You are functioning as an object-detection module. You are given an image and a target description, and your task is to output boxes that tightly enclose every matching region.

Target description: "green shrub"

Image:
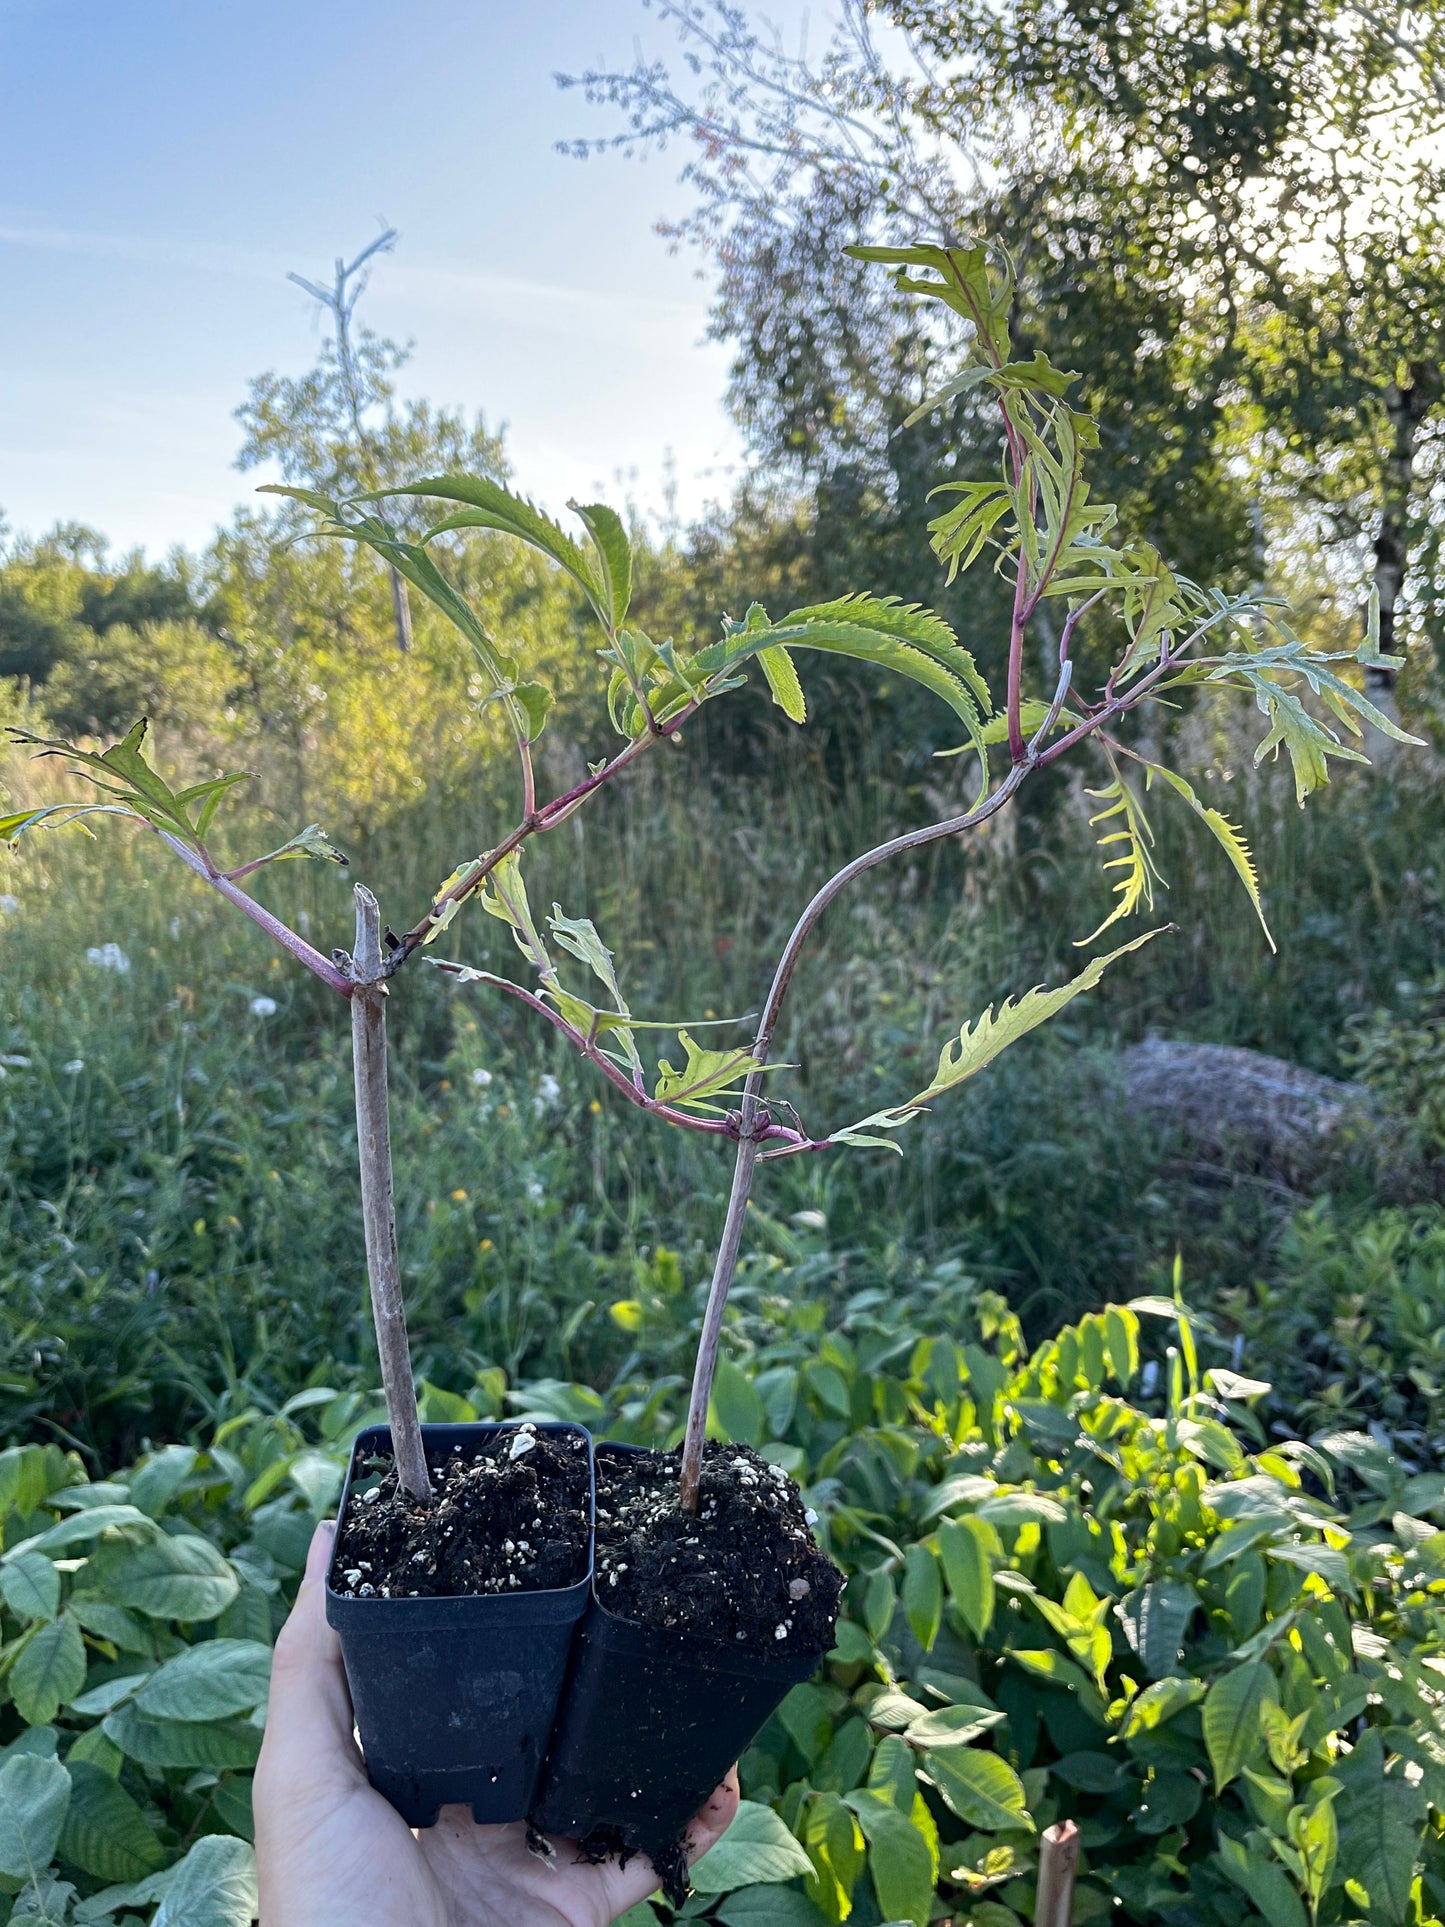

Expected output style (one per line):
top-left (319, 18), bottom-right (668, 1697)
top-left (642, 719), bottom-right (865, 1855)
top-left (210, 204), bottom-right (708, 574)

top-left (4, 1294), bottom-right (1444, 1926)
top-left (1218, 1201), bottom-right (1445, 1454)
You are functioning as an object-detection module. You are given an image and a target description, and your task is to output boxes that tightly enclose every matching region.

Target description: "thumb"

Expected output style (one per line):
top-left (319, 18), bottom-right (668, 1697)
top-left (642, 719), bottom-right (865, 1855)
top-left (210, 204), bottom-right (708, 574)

top-left (256, 1521), bottom-right (364, 1797)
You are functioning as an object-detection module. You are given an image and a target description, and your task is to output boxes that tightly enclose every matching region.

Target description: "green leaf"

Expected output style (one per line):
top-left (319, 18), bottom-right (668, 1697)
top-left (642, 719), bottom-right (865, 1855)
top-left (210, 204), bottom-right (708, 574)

top-left (240, 823), bottom-right (348, 869)
top-left (903, 1704), bottom-right (1006, 1749)
top-left (0, 801), bottom-right (138, 848)
top-left (1216, 1834), bottom-right (1308, 1927)
top-left (103, 1537), bottom-right (239, 1621)
top-left (4, 1505), bottom-right (157, 1563)
top-left (100, 1705), bottom-right (262, 1771)
top-left (688, 1800), bottom-right (813, 1893)
top-left (758, 644), bottom-right (807, 723)
top-left (361, 475), bottom-right (605, 622)
top-left (1075, 778), bottom-right (1160, 946)
top-left (1148, 763), bottom-right (1273, 950)
top-left (127, 1447), bottom-right (198, 1520)
top-left (1120, 1580), bottom-right (1198, 1679)
top-left (134, 1640), bottom-right (271, 1722)
top-left (653, 1031), bottom-right (773, 1116)
top-left (847, 1792), bottom-right (936, 1927)
top-left (0, 1752), bottom-right (71, 1880)
top-left (513, 681), bottom-right (553, 743)
top-left (66, 1599), bottom-right (149, 1653)
top-left (710, 1357), bottom-right (766, 1448)
top-left (937, 1516), bottom-right (994, 1639)
top-left (1333, 1729), bottom-right (1428, 1925)
top-left (698, 595), bottom-right (990, 739)
top-left (922, 1748), bottom-right (1032, 1831)
top-left (1203, 1660), bottom-right (1269, 1791)
top-left (57, 1763), bottom-right (165, 1884)
top-left (569, 500), bottom-right (633, 629)
top-left (1118, 1676), bottom-right (1206, 1741)
top-left (832, 928), bottom-right (1166, 1145)
top-left (0, 1445), bottom-right (52, 1520)
top-left (717, 1888), bottom-right (828, 1927)
top-left (0, 1552), bottom-right (61, 1623)
top-left (152, 1834), bottom-right (257, 1927)
top-left (11, 1614), bottom-right (87, 1725)
top-left (902, 1546), bottom-right (942, 1653)
top-left (1104, 1305), bottom-right (1138, 1386)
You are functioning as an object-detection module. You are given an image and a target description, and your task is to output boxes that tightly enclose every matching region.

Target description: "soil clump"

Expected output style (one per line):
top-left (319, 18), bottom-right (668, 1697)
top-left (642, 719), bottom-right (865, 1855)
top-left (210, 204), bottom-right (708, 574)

top-left (333, 1423), bottom-right (590, 1599)
top-left (594, 1441), bottom-right (841, 1656)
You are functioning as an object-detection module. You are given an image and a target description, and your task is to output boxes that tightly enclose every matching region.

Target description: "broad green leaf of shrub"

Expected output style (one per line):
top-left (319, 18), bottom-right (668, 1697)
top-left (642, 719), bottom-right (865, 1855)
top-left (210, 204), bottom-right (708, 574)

top-left (717, 1886), bottom-right (829, 1926)
top-left (11, 1613), bottom-right (87, 1725)
top-left (0, 1751), bottom-right (71, 1879)
top-left (921, 1749), bottom-right (1032, 1832)
top-left (1217, 1834), bottom-right (1308, 1927)
top-left (134, 1639), bottom-right (272, 1721)
top-left (1120, 1579), bottom-right (1198, 1679)
top-left (846, 1791), bottom-right (937, 1927)
top-left (0, 1551), bottom-right (61, 1622)
top-left (3, 1505), bottom-right (157, 1563)
top-left (936, 1517), bottom-right (994, 1638)
top-left (103, 1535), bottom-right (239, 1620)
top-left (1204, 1660), bottom-right (1270, 1791)
top-left (101, 1705), bottom-right (263, 1772)
top-left (152, 1833), bottom-right (258, 1927)
top-left (902, 1546), bottom-right (942, 1652)
top-left (711, 1356), bottom-right (766, 1447)
top-left (688, 1800), bottom-right (814, 1894)
top-left (57, 1761), bottom-right (166, 1883)
top-left (1334, 1729), bottom-right (1429, 1925)
top-left (904, 1705), bottom-right (1006, 1749)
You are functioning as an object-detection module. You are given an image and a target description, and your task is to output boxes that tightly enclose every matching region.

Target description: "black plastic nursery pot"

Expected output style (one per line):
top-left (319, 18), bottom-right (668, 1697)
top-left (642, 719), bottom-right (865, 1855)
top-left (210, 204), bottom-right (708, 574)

top-left (325, 1421), bottom-right (594, 1828)
top-left (531, 1444), bottom-right (821, 1864)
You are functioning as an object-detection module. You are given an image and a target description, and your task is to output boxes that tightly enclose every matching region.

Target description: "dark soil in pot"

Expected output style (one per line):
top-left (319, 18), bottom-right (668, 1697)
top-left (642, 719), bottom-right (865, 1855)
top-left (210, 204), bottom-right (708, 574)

top-left (326, 1420), bottom-right (593, 1829)
top-left (333, 1420), bottom-right (589, 1598)
top-left (532, 1441), bottom-right (841, 1902)
top-left (596, 1441), bottom-right (841, 1653)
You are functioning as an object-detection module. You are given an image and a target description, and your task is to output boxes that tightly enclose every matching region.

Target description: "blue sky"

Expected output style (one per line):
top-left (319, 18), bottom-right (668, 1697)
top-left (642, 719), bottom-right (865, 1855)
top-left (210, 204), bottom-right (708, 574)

top-left (0, 1), bottom-right (799, 558)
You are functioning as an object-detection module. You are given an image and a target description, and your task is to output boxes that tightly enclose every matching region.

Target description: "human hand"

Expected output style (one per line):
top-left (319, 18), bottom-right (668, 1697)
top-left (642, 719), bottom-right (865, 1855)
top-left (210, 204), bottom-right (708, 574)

top-left (254, 1521), bottom-right (739, 1927)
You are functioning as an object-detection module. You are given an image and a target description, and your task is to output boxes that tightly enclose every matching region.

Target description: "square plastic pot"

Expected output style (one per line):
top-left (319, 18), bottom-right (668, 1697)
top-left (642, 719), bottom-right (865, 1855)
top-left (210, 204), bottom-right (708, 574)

top-left (530, 1444), bottom-right (819, 1860)
top-left (325, 1420), bottom-right (594, 1828)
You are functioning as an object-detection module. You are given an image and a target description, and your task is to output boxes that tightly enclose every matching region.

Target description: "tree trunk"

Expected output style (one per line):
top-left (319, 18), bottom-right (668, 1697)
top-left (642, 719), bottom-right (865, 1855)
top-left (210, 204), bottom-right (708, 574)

top-left (350, 885), bottom-right (431, 1501)
top-left (389, 566), bottom-right (413, 654)
top-left (1367, 362), bottom-right (1440, 737)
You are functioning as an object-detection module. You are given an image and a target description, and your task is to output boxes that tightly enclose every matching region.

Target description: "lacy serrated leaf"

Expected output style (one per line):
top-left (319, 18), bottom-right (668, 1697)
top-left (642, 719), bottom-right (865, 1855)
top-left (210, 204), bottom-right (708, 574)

top-left (244, 823), bottom-right (349, 870)
top-left (479, 851), bottom-right (552, 977)
top-left (569, 500), bottom-right (632, 629)
top-left (0, 801), bottom-right (137, 848)
top-left (1147, 765), bottom-right (1273, 950)
top-left (653, 1032), bottom-right (772, 1115)
top-left (832, 928), bottom-right (1166, 1147)
top-left (927, 481), bottom-right (1014, 582)
top-left (1076, 777), bottom-right (1160, 945)
top-left (359, 475), bottom-right (606, 624)
top-left (758, 645), bottom-right (806, 723)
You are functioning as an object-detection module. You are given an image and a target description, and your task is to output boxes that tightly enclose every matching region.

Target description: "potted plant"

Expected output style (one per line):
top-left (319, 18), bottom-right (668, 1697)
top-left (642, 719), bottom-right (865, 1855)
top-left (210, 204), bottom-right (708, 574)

top-left (3, 238), bottom-right (1416, 1887)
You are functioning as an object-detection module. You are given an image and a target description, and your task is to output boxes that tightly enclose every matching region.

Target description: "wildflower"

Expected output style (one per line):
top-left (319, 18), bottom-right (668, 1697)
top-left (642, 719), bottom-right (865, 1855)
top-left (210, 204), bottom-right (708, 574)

top-left (470, 1068), bottom-right (493, 1088)
top-left (534, 1073), bottom-right (561, 1110)
top-left (478, 1238), bottom-right (493, 1253)
top-left (589, 1099), bottom-right (602, 1115)
top-left (250, 996), bottom-right (278, 1018)
top-left (0, 1055), bottom-right (30, 1069)
top-left (85, 943), bottom-right (130, 974)
top-left (450, 1189), bottom-right (468, 1203)
top-left (62, 1059), bottom-right (85, 1075)
top-left (0, 895), bottom-right (18, 914)
top-left (526, 1179), bottom-right (544, 1201)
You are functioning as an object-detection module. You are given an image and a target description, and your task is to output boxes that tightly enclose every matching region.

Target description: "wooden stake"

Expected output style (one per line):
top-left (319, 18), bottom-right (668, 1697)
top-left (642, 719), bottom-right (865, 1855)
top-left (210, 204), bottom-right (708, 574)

top-left (1035, 1820), bottom-right (1079, 1927)
top-left (350, 884), bottom-right (431, 1502)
